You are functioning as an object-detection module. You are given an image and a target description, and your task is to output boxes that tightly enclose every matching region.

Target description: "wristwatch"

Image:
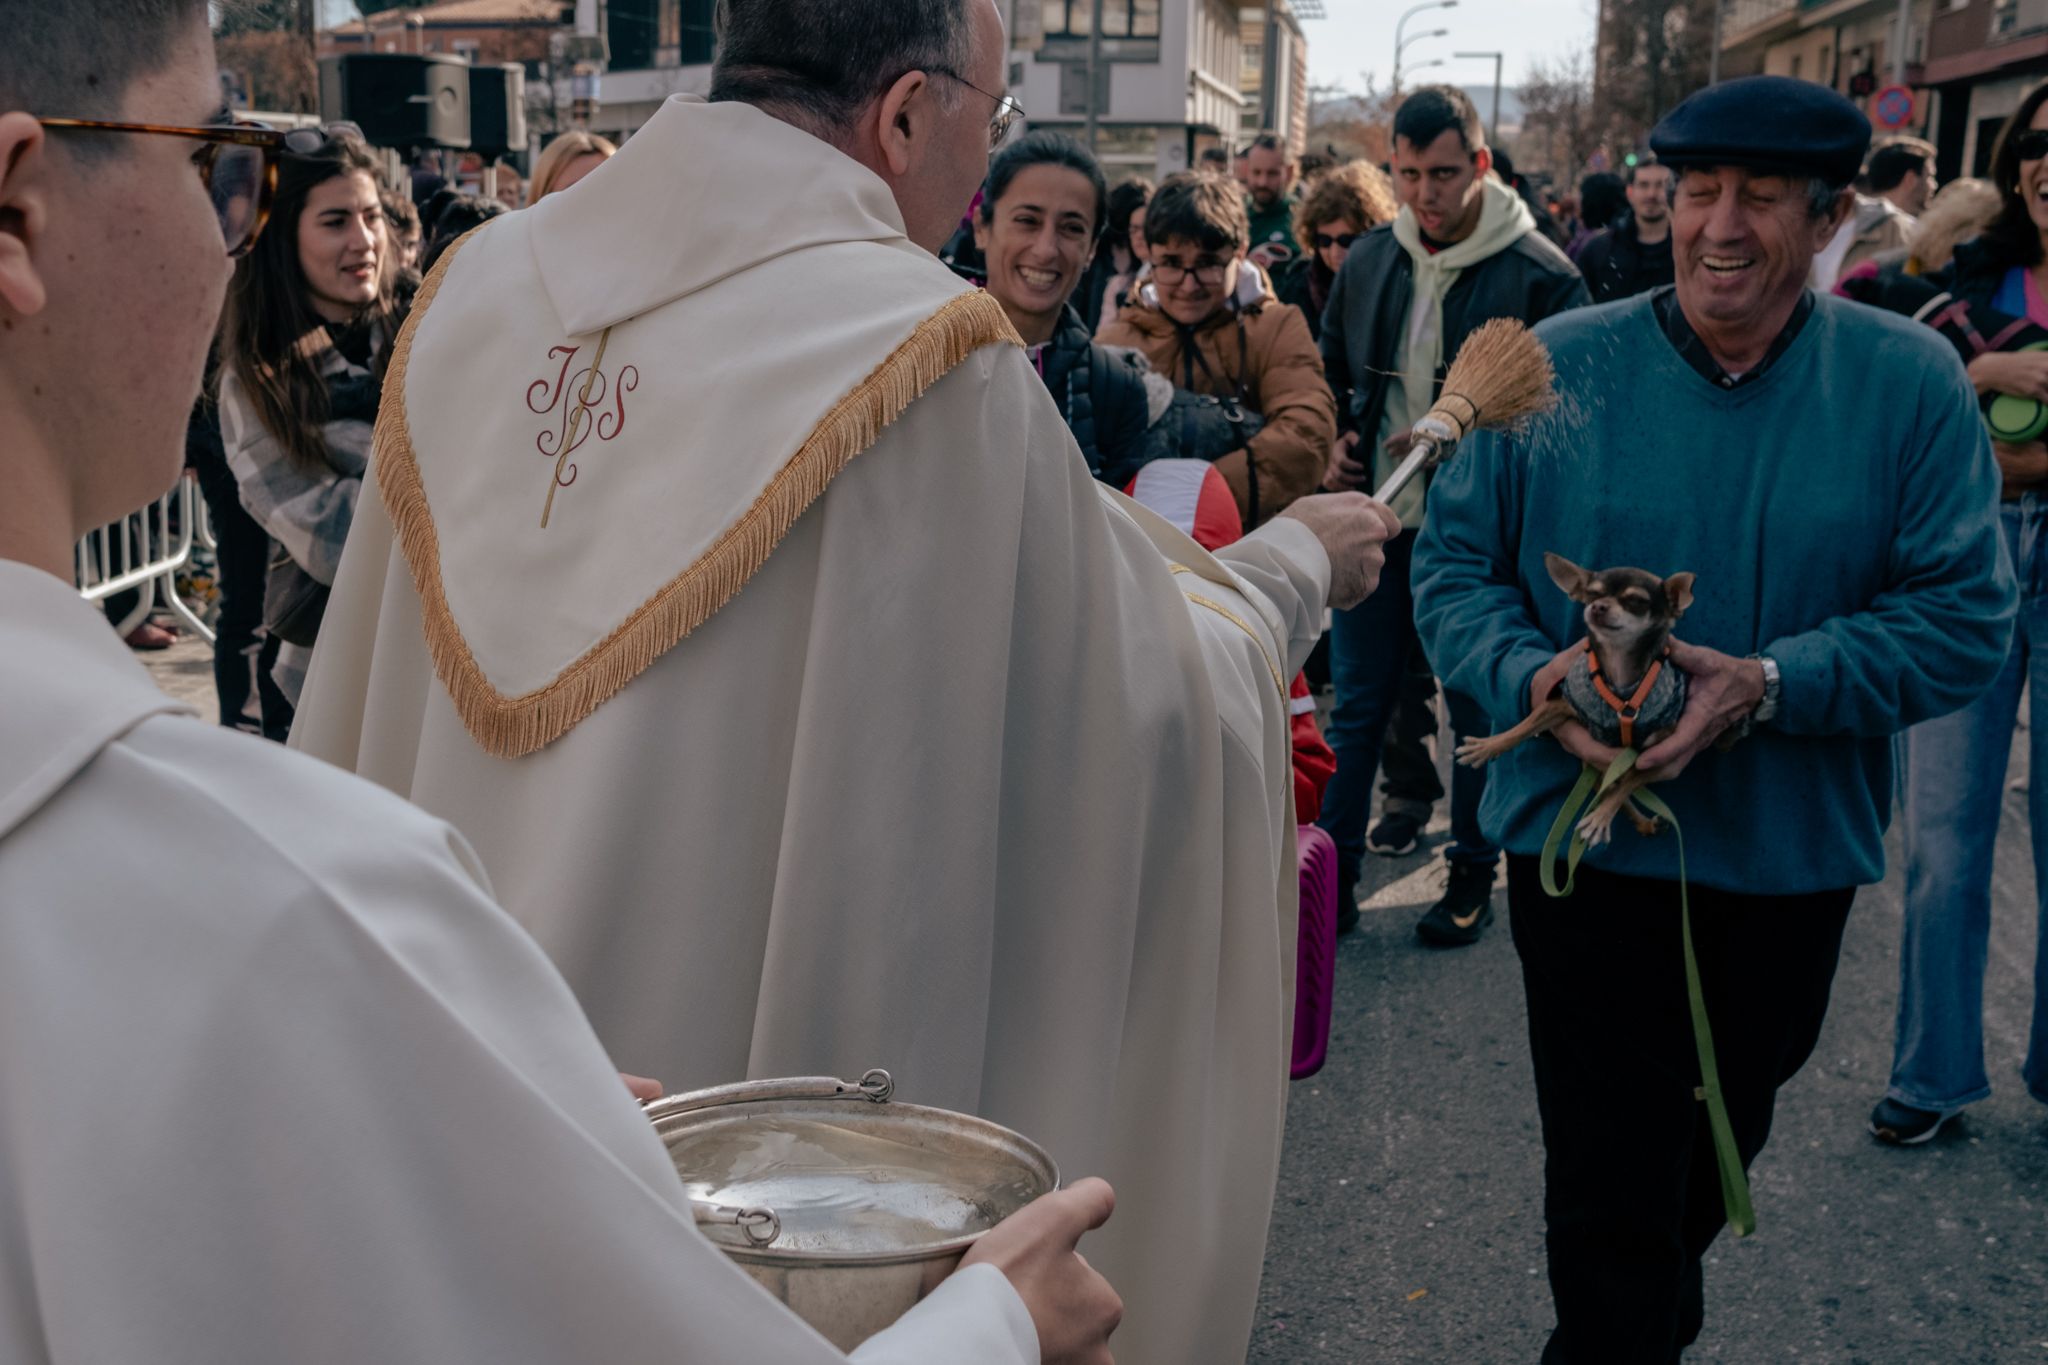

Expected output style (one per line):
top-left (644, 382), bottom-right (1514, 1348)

top-left (1750, 654), bottom-right (1781, 726)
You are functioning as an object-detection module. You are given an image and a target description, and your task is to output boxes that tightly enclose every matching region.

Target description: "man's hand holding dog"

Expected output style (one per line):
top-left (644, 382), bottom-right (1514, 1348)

top-left (1635, 640), bottom-right (1766, 778)
top-left (1529, 644), bottom-right (1625, 771)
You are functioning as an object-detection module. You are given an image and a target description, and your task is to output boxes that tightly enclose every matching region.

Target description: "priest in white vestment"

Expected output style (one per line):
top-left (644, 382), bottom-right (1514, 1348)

top-left (0, 0), bottom-right (1123, 1355)
top-left (293, 5), bottom-right (1393, 1360)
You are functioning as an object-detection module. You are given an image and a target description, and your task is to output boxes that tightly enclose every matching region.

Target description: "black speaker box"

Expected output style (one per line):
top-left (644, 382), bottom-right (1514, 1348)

top-left (468, 63), bottom-right (527, 159)
top-left (318, 53), bottom-right (471, 151)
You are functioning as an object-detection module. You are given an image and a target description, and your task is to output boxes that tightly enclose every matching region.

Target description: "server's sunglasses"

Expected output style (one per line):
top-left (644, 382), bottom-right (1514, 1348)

top-left (1312, 231), bottom-right (1361, 251)
top-left (35, 118), bottom-right (294, 257)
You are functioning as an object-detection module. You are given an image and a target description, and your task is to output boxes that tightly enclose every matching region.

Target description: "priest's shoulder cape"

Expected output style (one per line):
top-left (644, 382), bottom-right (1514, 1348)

top-left (295, 95), bottom-right (1332, 1365)
top-left (0, 560), bottom-right (1033, 1364)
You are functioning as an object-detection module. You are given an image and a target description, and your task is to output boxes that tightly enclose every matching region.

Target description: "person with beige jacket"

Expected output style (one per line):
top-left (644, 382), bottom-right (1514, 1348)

top-left (1099, 171), bottom-right (1337, 525)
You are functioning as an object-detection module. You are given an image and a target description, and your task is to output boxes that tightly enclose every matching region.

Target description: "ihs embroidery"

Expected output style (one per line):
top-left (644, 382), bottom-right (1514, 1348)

top-left (527, 328), bottom-right (639, 527)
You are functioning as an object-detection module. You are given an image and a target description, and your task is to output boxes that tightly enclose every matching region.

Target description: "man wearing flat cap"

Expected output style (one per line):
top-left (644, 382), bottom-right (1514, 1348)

top-left (1413, 76), bottom-right (2016, 1361)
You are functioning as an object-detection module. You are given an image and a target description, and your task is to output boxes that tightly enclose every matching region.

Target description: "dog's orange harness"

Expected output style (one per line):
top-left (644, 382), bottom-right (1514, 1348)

top-left (1584, 638), bottom-right (1669, 749)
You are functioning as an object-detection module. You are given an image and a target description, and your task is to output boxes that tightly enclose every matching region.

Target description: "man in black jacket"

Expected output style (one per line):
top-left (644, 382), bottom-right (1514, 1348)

top-left (1577, 156), bottom-right (1676, 303)
top-left (1317, 85), bottom-right (1587, 942)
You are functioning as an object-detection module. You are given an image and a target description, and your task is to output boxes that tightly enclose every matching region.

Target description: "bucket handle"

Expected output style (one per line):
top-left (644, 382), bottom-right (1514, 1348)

top-left (645, 1068), bottom-right (895, 1118)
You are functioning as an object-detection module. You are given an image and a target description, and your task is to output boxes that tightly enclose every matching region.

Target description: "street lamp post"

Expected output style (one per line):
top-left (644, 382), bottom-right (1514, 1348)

top-left (1456, 51), bottom-right (1504, 145)
top-left (1393, 0), bottom-right (1459, 94)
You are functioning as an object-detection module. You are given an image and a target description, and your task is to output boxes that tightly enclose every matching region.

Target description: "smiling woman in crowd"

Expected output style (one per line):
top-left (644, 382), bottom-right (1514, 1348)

top-left (218, 126), bottom-right (403, 712)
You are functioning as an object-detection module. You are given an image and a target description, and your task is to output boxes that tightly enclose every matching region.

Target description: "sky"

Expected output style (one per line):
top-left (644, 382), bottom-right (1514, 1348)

top-left (1303, 0), bottom-right (1599, 98)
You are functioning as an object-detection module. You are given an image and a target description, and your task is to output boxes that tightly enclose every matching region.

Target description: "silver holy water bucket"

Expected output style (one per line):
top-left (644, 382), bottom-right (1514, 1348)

top-left (644, 1069), bottom-right (1059, 1350)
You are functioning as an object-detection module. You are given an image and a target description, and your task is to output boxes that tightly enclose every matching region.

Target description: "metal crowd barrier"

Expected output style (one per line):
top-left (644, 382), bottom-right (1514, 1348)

top-left (74, 472), bottom-right (217, 644)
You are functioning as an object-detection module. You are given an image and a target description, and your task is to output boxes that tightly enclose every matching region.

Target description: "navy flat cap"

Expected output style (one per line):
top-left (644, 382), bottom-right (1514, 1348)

top-left (1650, 75), bottom-right (1872, 187)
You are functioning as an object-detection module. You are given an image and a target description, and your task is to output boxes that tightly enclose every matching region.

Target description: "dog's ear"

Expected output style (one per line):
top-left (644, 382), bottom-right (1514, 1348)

top-left (1545, 552), bottom-right (1595, 601)
top-left (1664, 571), bottom-right (1696, 617)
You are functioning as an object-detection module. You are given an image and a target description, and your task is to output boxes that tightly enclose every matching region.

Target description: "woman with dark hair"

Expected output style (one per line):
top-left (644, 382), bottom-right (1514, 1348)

top-left (1079, 176), bottom-right (1151, 333)
top-left (1873, 81), bottom-right (2048, 1147)
top-left (219, 126), bottom-right (402, 712)
top-left (974, 131), bottom-right (1169, 485)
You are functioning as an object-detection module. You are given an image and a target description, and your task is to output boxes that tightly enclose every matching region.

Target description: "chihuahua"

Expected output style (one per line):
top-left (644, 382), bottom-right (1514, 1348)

top-left (1456, 553), bottom-right (1698, 845)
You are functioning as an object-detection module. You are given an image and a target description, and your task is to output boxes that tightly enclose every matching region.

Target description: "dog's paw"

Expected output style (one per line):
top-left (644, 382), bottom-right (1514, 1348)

top-left (1576, 808), bottom-right (1618, 848)
top-left (1626, 804), bottom-right (1663, 838)
top-left (1455, 736), bottom-right (1502, 767)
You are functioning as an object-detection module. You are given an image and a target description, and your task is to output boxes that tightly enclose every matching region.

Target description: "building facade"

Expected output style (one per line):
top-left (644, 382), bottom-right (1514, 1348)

top-left (1238, 3), bottom-right (1310, 158)
top-left (1009, 0), bottom-right (1251, 180)
top-left (1923, 0), bottom-right (2048, 179)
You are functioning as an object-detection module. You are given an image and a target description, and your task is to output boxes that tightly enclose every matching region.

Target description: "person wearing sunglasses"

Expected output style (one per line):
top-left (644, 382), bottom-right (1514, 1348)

top-left (288, 4), bottom-right (1399, 1363)
top-left (216, 124), bottom-right (399, 711)
top-left (1273, 159), bottom-right (1397, 346)
top-left (1870, 84), bottom-right (2048, 1152)
top-left (0, 5), bottom-right (1136, 1364)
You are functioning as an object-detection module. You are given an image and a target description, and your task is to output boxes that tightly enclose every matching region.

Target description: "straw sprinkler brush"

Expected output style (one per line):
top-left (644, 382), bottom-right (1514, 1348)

top-left (1371, 317), bottom-right (1560, 506)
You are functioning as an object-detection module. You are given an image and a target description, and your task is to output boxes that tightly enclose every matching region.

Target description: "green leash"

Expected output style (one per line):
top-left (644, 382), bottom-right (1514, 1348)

top-left (1539, 752), bottom-right (1756, 1238)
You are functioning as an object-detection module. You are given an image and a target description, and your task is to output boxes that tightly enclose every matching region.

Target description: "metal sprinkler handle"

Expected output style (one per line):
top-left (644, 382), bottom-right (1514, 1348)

top-left (1369, 412), bottom-right (1461, 506)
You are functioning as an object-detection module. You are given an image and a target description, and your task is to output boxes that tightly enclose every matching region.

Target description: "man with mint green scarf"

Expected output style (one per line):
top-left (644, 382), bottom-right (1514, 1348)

top-left (1317, 85), bottom-right (1586, 941)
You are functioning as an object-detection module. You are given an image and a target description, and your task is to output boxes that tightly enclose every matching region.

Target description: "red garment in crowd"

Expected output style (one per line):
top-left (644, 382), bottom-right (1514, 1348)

top-left (1124, 460), bottom-right (1335, 819)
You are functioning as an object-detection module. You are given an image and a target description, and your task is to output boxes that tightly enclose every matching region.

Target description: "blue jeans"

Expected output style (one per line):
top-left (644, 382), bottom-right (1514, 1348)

top-left (1317, 529), bottom-right (1499, 876)
top-left (1891, 499), bottom-right (2048, 1113)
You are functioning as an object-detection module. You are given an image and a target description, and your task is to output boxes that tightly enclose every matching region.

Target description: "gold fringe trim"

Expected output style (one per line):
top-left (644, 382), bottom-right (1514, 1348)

top-left (374, 232), bottom-right (1021, 759)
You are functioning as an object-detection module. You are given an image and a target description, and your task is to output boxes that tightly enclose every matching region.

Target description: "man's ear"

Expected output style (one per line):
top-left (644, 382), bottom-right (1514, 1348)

top-left (1473, 145), bottom-right (1493, 181)
top-left (872, 69), bottom-right (934, 180)
top-left (1664, 571), bottom-right (1696, 616)
top-left (1544, 551), bottom-right (1594, 601)
top-left (0, 112), bottom-right (51, 319)
top-left (1815, 186), bottom-right (1854, 249)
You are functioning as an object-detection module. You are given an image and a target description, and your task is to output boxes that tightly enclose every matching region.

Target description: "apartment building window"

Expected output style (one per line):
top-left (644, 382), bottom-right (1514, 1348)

top-left (1042, 0), bottom-right (1161, 38)
top-left (451, 38), bottom-right (480, 62)
top-left (1994, 0), bottom-right (2018, 35)
top-left (678, 0), bottom-right (715, 63)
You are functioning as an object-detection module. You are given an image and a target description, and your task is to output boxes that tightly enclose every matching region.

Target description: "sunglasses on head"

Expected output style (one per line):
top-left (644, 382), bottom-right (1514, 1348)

top-left (1312, 231), bottom-right (1361, 251)
top-left (2014, 129), bottom-right (2048, 164)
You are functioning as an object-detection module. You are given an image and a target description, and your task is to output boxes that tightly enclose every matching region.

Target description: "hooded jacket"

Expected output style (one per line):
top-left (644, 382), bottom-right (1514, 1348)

top-left (1098, 263), bottom-right (1337, 523)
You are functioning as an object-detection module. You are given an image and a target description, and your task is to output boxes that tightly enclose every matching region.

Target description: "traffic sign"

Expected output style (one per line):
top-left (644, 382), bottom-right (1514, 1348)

top-left (1873, 84), bottom-right (1916, 129)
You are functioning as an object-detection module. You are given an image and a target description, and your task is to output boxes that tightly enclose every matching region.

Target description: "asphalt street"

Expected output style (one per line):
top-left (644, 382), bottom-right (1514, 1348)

top-left (1251, 727), bottom-right (2048, 1364)
top-left (139, 638), bottom-right (2046, 1363)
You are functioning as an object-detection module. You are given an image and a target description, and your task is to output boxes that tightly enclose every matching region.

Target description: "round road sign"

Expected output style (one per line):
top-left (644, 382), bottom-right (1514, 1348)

top-left (1874, 84), bottom-right (1916, 129)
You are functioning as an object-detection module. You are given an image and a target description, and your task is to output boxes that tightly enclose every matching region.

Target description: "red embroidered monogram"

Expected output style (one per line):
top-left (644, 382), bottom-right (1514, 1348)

top-left (527, 328), bottom-right (639, 527)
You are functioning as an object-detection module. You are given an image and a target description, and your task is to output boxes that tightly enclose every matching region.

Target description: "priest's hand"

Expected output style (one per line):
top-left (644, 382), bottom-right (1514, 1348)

top-left (1281, 492), bottom-right (1402, 610)
top-left (961, 1177), bottom-right (1122, 1364)
top-left (619, 1072), bottom-right (663, 1102)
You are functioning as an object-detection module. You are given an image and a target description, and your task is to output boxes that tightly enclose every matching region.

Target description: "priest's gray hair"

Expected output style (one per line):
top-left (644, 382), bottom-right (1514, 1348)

top-left (709, 0), bottom-right (974, 139)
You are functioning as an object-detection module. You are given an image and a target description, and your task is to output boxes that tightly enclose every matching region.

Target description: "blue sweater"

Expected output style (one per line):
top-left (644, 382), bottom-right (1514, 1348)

top-left (1413, 291), bottom-right (2017, 894)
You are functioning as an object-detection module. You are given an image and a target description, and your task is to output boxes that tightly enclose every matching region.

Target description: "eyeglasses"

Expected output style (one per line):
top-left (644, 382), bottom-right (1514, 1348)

top-left (36, 117), bottom-right (290, 257)
top-left (2013, 129), bottom-right (2048, 164)
top-left (1151, 259), bottom-right (1230, 287)
top-left (926, 69), bottom-right (1026, 151)
top-left (1312, 231), bottom-right (1361, 251)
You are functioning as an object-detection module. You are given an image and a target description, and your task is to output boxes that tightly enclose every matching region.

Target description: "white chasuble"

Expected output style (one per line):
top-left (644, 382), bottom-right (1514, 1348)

top-left (294, 96), bottom-right (1331, 1365)
top-left (0, 561), bottom-right (1034, 1364)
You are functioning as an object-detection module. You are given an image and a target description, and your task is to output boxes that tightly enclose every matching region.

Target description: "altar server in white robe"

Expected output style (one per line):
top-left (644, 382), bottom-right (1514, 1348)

top-left (0, 5), bottom-right (1122, 1361)
top-left (291, 3), bottom-right (1398, 1362)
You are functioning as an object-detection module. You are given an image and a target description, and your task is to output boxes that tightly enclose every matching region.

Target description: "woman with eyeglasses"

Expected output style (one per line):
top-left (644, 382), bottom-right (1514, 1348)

top-left (1274, 160), bottom-right (1398, 345)
top-left (1874, 85), bottom-right (2048, 1148)
top-left (1097, 171), bottom-right (1337, 526)
top-left (217, 125), bottom-right (402, 713)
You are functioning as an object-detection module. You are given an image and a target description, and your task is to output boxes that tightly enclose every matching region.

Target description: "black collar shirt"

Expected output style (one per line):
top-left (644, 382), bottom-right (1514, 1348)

top-left (1650, 285), bottom-right (1815, 391)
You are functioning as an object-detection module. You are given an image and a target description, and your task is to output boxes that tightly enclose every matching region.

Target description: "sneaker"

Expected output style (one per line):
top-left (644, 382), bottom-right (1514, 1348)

top-left (1366, 811), bottom-right (1423, 857)
top-left (1869, 1097), bottom-right (1958, 1146)
top-left (1415, 861), bottom-right (1496, 947)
